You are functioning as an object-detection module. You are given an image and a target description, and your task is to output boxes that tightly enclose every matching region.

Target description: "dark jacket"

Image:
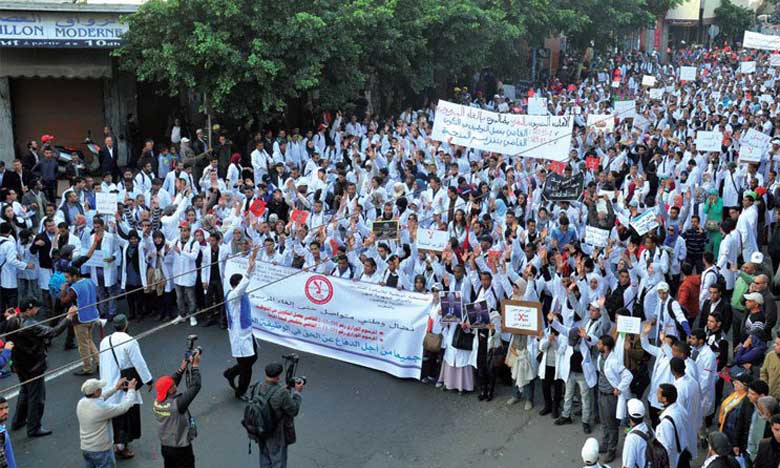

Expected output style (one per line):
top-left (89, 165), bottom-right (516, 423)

top-left (29, 233), bottom-right (53, 269)
top-left (722, 396), bottom-right (754, 453)
top-left (0, 171), bottom-right (22, 195)
top-left (98, 146), bottom-right (120, 180)
top-left (21, 150), bottom-right (39, 172)
top-left (754, 436), bottom-right (780, 468)
top-left (707, 455), bottom-right (741, 468)
top-left (699, 299), bottom-right (734, 334)
top-left (10, 315), bottom-right (71, 378)
top-left (256, 381), bottom-right (301, 446)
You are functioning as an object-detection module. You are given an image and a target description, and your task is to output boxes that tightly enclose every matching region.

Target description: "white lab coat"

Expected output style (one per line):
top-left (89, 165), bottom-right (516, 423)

top-left (200, 243), bottom-right (230, 289)
top-left (598, 351), bottom-right (633, 419)
top-left (674, 374), bottom-right (702, 459)
top-left (695, 344), bottom-right (718, 417)
top-left (622, 422), bottom-right (649, 468)
top-left (225, 276), bottom-right (257, 358)
top-left (657, 403), bottom-right (689, 468)
top-left (0, 234), bottom-right (27, 288)
top-left (88, 232), bottom-right (121, 287)
top-left (171, 237), bottom-right (199, 287)
top-left (717, 231), bottom-right (740, 289)
top-left (120, 242), bottom-right (148, 290)
top-left (641, 335), bottom-right (674, 410)
top-left (736, 204), bottom-right (758, 260)
top-left (551, 320), bottom-right (597, 387)
top-left (98, 331), bottom-right (152, 406)
top-left (441, 323), bottom-right (478, 369)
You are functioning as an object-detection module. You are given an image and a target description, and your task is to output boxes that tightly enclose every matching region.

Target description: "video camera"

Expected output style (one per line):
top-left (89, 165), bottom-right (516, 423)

top-left (185, 334), bottom-right (203, 360)
top-left (282, 353), bottom-right (306, 388)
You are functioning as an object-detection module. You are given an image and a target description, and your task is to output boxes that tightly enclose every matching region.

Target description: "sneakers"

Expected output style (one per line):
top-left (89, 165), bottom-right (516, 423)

top-left (189, 316), bottom-right (198, 327)
top-left (523, 400), bottom-right (533, 411)
top-left (554, 416), bottom-right (573, 425)
top-left (172, 315), bottom-right (185, 324)
top-left (583, 423), bottom-right (592, 434)
top-left (538, 407), bottom-right (552, 416)
top-left (506, 397), bottom-right (520, 406)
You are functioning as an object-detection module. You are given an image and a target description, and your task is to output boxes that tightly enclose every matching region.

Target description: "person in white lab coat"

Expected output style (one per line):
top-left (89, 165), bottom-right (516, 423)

top-left (86, 217), bottom-right (121, 319)
top-left (736, 192), bottom-right (759, 261)
top-left (98, 314), bottom-right (153, 459)
top-left (689, 329), bottom-right (719, 429)
top-left (670, 356), bottom-right (702, 460)
top-left (622, 398), bottom-right (649, 468)
top-left (656, 383), bottom-right (691, 468)
top-left (595, 335), bottom-right (633, 463)
top-left (223, 247), bottom-right (259, 401)
top-left (0, 222), bottom-right (33, 310)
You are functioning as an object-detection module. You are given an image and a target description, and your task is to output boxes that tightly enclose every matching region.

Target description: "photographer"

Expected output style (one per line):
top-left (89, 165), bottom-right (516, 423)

top-left (257, 362), bottom-right (302, 468)
top-left (8, 299), bottom-right (77, 437)
top-left (152, 350), bottom-right (202, 468)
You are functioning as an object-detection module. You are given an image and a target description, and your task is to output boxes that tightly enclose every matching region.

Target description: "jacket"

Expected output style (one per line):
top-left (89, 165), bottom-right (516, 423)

top-left (10, 315), bottom-right (72, 378)
top-left (153, 367), bottom-right (201, 448)
top-left (255, 381), bottom-right (301, 446)
top-left (676, 274), bottom-right (700, 320)
top-left (698, 299), bottom-right (734, 334)
top-left (760, 351), bottom-right (780, 400)
top-left (29, 232), bottom-right (53, 269)
top-left (753, 436), bottom-right (780, 468)
top-left (98, 146), bottom-right (119, 178)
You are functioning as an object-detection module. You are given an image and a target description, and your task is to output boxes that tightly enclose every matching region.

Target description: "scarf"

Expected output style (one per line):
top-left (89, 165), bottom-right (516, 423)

top-left (719, 391), bottom-right (746, 431)
top-left (663, 224), bottom-right (679, 248)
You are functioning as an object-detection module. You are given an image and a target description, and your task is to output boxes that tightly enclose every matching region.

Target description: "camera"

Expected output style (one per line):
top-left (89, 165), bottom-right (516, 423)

top-left (282, 353), bottom-right (306, 387)
top-left (185, 334), bottom-right (203, 360)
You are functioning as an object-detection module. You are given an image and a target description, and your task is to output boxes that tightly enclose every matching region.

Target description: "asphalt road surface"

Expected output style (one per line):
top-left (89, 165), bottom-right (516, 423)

top-left (7, 308), bottom-right (696, 468)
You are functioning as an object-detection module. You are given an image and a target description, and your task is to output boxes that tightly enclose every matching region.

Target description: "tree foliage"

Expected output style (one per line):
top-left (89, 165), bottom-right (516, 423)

top-left (116, 0), bottom-right (666, 119)
top-left (715, 0), bottom-right (755, 40)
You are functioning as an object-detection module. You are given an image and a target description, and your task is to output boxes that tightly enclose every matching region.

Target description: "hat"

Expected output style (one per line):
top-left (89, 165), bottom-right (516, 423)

top-left (707, 432), bottom-right (731, 456)
top-left (112, 314), bottom-right (128, 328)
top-left (581, 438), bottom-right (600, 465)
top-left (751, 252), bottom-right (764, 264)
top-left (734, 371), bottom-right (754, 385)
top-left (180, 137), bottom-right (190, 143)
top-left (318, 123), bottom-right (328, 131)
top-left (628, 199), bottom-right (639, 207)
top-left (155, 375), bottom-right (175, 402)
top-left (265, 362), bottom-right (284, 378)
top-left (268, 213), bottom-right (279, 224)
top-left (81, 378), bottom-right (106, 396)
top-left (744, 191), bottom-right (757, 200)
top-left (656, 281), bottom-right (670, 292)
top-left (178, 221), bottom-right (190, 229)
top-left (627, 398), bottom-right (646, 418)
top-left (744, 292), bottom-right (764, 305)
top-left (772, 139), bottom-right (780, 145)
top-left (41, 134), bottom-right (55, 143)
top-left (20, 298), bottom-right (41, 311)
top-left (589, 300), bottom-right (601, 310)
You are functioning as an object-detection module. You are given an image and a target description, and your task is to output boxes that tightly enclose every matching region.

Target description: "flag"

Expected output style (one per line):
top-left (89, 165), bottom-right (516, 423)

top-left (585, 156), bottom-right (600, 171)
top-left (291, 209), bottom-right (309, 225)
top-left (550, 161), bottom-right (565, 175)
top-left (249, 199), bottom-right (267, 217)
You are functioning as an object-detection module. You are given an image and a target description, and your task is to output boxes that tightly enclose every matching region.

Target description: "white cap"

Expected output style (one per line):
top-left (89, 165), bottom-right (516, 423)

top-left (751, 252), bottom-right (764, 264)
top-left (81, 378), bottom-right (107, 396)
top-left (627, 398), bottom-right (645, 418)
top-left (656, 281), bottom-right (670, 292)
top-left (744, 292), bottom-right (764, 305)
top-left (180, 137), bottom-right (190, 143)
top-left (581, 437), bottom-right (600, 465)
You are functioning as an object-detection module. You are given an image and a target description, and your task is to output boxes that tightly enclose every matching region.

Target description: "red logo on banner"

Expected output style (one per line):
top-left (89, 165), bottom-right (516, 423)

top-left (305, 275), bottom-right (334, 305)
top-left (291, 209), bottom-right (309, 225)
top-left (585, 156), bottom-right (600, 171)
top-left (550, 161), bottom-right (565, 175)
top-left (249, 199), bottom-right (267, 217)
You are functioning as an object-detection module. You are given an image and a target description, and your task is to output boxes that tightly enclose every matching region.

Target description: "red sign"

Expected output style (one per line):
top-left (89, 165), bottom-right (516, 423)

top-left (305, 275), bottom-right (334, 305)
top-left (549, 161), bottom-right (565, 175)
top-left (585, 156), bottom-right (600, 171)
top-left (291, 209), bottom-right (309, 225)
top-left (653, 17), bottom-right (662, 51)
top-left (249, 199), bottom-right (267, 217)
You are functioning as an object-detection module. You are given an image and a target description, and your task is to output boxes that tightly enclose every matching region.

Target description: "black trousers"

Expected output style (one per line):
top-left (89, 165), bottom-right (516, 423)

top-left (125, 284), bottom-right (143, 319)
top-left (204, 280), bottom-right (225, 325)
top-left (225, 341), bottom-right (257, 397)
top-left (0, 287), bottom-right (17, 312)
top-left (541, 366), bottom-right (563, 412)
top-left (161, 444), bottom-right (195, 468)
top-left (13, 375), bottom-right (45, 435)
top-left (112, 404), bottom-right (141, 445)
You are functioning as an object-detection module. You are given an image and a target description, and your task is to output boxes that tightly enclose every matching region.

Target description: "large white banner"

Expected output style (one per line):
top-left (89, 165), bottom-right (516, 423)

top-left (679, 66), bottom-right (696, 81)
top-left (432, 100), bottom-right (573, 161)
top-left (743, 30), bottom-right (780, 51)
top-left (695, 130), bottom-right (723, 152)
top-left (527, 97), bottom-right (548, 115)
top-left (225, 258), bottom-right (431, 379)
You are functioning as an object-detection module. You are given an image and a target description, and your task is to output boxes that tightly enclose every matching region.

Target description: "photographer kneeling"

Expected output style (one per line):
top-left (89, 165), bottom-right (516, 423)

top-left (152, 350), bottom-right (202, 468)
top-left (257, 362), bottom-right (303, 468)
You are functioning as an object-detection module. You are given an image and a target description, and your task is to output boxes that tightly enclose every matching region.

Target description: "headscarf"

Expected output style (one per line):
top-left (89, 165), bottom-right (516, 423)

top-left (663, 224), bottom-right (679, 248)
top-left (493, 198), bottom-right (507, 218)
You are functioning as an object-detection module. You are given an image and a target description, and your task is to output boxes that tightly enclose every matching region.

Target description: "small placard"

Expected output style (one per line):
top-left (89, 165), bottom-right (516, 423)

top-left (502, 300), bottom-right (543, 336)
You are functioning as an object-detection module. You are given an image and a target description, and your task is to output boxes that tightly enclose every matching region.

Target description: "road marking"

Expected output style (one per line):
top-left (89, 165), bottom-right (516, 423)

top-left (2, 361), bottom-right (83, 400)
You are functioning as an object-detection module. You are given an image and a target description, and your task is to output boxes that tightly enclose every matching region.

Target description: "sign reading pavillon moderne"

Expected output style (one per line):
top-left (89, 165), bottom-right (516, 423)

top-left (0, 11), bottom-right (127, 48)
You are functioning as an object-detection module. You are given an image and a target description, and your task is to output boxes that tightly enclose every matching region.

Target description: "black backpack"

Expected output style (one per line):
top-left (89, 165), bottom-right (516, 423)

top-left (632, 427), bottom-right (670, 468)
top-left (703, 267), bottom-right (727, 296)
top-left (241, 383), bottom-right (281, 451)
top-left (666, 300), bottom-right (689, 337)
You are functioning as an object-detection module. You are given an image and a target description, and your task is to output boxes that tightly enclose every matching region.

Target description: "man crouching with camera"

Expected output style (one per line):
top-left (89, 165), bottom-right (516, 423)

top-left (152, 349), bottom-right (202, 468)
top-left (257, 362), bottom-right (303, 468)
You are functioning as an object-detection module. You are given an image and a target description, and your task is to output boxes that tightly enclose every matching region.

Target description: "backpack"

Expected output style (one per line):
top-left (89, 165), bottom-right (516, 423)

top-left (48, 271), bottom-right (67, 296)
top-left (703, 267), bottom-right (726, 295)
top-left (241, 383), bottom-right (281, 450)
top-left (666, 300), bottom-right (689, 337)
top-left (662, 415), bottom-right (692, 468)
top-left (632, 428), bottom-right (670, 468)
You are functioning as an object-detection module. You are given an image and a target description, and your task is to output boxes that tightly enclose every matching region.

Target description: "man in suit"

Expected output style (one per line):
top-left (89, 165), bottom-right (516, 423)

top-left (698, 284), bottom-right (733, 334)
top-left (1, 160), bottom-right (25, 196)
top-left (21, 140), bottom-right (39, 172)
top-left (30, 218), bottom-right (57, 310)
top-left (99, 136), bottom-right (120, 183)
top-left (193, 129), bottom-right (208, 155)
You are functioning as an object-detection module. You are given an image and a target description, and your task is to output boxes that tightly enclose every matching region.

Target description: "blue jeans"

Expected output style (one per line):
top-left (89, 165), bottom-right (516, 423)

top-left (96, 277), bottom-right (120, 319)
top-left (82, 449), bottom-right (115, 468)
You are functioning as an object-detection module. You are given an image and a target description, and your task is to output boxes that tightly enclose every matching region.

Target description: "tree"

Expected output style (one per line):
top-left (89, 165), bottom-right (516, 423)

top-left (715, 0), bottom-right (755, 41)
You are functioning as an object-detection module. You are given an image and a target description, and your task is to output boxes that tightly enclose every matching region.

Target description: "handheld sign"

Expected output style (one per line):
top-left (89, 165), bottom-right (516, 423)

top-left (249, 199), bottom-right (267, 217)
top-left (586, 114), bottom-right (615, 133)
top-left (648, 88), bottom-right (663, 100)
top-left (616, 315), bottom-right (642, 335)
top-left (641, 75), bottom-right (656, 87)
top-left (740, 61), bottom-right (757, 74)
top-left (585, 226), bottom-right (610, 248)
top-left (440, 291), bottom-right (464, 324)
top-left (679, 66), bottom-right (696, 81)
top-left (695, 131), bottom-right (723, 152)
top-left (771, 55), bottom-right (780, 67)
top-left (614, 100), bottom-right (635, 120)
top-left (630, 210), bottom-right (659, 236)
top-left (290, 209), bottom-right (309, 225)
top-left (502, 300), bottom-right (543, 336)
top-left (465, 301), bottom-right (490, 329)
top-left (83, 250), bottom-right (106, 268)
top-left (372, 220), bottom-right (399, 241)
top-left (740, 128), bottom-right (770, 163)
top-left (416, 227), bottom-right (449, 252)
top-left (95, 192), bottom-right (118, 215)
top-left (527, 97), bottom-right (548, 115)
top-left (542, 172), bottom-right (584, 202)
top-left (585, 156), bottom-right (600, 171)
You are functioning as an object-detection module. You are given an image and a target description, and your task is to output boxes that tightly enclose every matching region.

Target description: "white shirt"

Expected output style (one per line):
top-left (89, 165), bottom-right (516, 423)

top-left (98, 331), bottom-right (152, 406)
top-left (0, 235), bottom-right (27, 288)
top-left (622, 422), bottom-right (649, 468)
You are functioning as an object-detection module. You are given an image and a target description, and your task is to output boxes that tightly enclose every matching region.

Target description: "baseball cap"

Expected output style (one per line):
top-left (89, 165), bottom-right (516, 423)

top-left (627, 398), bottom-right (645, 418)
top-left (20, 298), bottom-right (41, 311)
top-left (155, 375), bottom-right (175, 401)
top-left (81, 379), bottom-right (106, 396)
top-left (581, 438), bottom-right (600, 465)
top-left (744, 292), bottom-right (764, 305)
top-left (656, 281), bottom-right (670, 292)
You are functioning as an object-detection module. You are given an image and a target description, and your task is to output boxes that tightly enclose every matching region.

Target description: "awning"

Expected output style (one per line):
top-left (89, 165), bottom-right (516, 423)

top-left (0, 47), bottom-right (112, 78)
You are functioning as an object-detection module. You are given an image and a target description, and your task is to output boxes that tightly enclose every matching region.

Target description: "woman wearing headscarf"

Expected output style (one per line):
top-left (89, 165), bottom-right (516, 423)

top-left (703, 189), bottom-right (723, 255)
top-left (150, 230), bottom-right (175, 321)
top-left (719, 373), bottom-right (754, 462)
top-left (226, 153), bottom-right (242, 190)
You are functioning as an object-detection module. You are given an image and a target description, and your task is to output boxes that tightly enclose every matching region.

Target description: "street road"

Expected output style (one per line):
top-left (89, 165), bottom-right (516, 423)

top-left (7, 308), bottom-right (695, 467)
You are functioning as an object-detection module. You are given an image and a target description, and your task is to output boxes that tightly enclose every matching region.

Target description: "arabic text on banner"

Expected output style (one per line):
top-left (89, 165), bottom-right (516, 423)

top-left (740, 128), bottom-right (770, 163)
top-left (743, 30), bottom-right (780, 51)
top-left (584, 225), bottom-right (610, 248)
top-left (225, 258), bottom-right (431, 379)
top-left (95, 192), bottom-right (117, 214)
top-left (416, 228), bottom-right (449, 252)
top-left (630, 209), bottom-right (659, 236)
top-left (679, 66), bottom-right (696, 81)
top-left (431, 100), bottom-right (573, 162)
top-left (695, 130), bottom-right (723, 152)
